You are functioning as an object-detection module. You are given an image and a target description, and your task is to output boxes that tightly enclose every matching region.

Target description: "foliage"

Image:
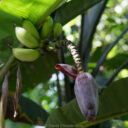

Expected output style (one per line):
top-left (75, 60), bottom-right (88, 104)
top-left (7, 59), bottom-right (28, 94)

top-left (0, 0), bottom-right (128, 128)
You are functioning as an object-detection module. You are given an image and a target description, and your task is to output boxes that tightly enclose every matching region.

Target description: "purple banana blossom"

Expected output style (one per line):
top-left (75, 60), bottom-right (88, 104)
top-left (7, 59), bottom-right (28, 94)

top-left (74, 72), bottom-right (98, 122)
top-left (55, 64), bottom-right (98, 122)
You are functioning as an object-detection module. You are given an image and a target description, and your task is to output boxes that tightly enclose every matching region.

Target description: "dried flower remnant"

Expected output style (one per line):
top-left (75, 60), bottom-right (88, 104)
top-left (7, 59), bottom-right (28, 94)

top-left (0, 71), bottom-right (10, 128)
top-left (14, 64), bottom-right (22, 118)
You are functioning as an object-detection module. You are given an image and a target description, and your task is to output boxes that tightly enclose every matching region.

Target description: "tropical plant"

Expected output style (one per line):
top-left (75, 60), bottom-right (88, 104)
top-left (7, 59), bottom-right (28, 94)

top-left (0, 0), bottom-right (128, 128)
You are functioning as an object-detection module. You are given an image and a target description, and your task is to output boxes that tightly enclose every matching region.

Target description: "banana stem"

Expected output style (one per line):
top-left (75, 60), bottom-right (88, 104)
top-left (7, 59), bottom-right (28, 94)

top-left (66, 42), bottom-right (84, 73)
top-left (0, 44), bottom-right (23, 84)
top-left (49, 40), bottom-right (84, 73)
top-left (0, 55), bottom-right (15, 83)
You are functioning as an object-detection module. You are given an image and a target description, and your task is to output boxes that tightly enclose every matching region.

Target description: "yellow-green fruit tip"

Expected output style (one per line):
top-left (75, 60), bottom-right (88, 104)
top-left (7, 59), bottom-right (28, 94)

top-left (23, 20), bottom-right (40, 40)
top-left (15, 27), bottom-right (39, 48)
top-left (53, 23), bottom-right (62, 39)
top-left (46, 16), bottom-right (52, 21)
top-left (13, 48), bottom-right (40, 62)
top-left (41, 17), bottom-right (53, 39)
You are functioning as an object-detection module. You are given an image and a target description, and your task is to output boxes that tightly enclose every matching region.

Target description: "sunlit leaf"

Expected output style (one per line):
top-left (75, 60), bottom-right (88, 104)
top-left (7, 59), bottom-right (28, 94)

top-left (0, 0), bottom-right (63, 24)
top-left (0, 0), bottom-right (63, 62)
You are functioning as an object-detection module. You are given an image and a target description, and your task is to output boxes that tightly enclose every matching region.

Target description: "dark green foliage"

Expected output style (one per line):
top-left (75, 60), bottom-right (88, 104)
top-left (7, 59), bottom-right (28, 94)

top-left (0, 0), bottom-right (128, 127)
top-left (46, 78), bottom-right (128, 127)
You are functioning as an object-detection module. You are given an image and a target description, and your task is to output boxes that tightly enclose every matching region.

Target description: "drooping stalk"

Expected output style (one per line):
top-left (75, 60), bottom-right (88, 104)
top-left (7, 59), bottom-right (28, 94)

top-left (54, 40), bottom-right (84, 73)
top-left (0, 44), bottom-right (23, 84)
top-left (0, 56), bottom-right (15, 84)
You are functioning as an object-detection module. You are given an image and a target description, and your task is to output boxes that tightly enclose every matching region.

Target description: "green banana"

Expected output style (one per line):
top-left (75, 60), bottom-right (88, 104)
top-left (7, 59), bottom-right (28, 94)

top-left (41, 16), bottom-right (53, 39)
top-left (13, 48), bottom-right (40, 62)
top-left (53, 23), bottom-right (62, 39)
top-left (23, 20), bottom-right (40, 40)
top-left (15, 27), bottom-right (39, 48)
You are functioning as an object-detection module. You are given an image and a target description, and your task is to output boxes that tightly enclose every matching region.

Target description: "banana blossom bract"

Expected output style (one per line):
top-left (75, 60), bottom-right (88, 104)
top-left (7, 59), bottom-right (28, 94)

top-left (56, 64), bottom-right (99, 122)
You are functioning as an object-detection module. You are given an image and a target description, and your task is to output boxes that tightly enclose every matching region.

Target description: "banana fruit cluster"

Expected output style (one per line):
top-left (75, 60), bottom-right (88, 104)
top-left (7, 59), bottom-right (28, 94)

top-left (13, 48), bottom-right (40, 62)
top-left (13, 16), bottom-right (62, 62)
top-left (41, 16), bottom-right (62, 51)
top-left (13, 20), bottom-right (40, 62)
top-left (41, 16), bottom-right (62, 40)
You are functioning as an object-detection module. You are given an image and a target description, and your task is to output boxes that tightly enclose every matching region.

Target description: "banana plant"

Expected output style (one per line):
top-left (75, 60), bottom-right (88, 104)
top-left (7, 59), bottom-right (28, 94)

top-left (0, 0), bottom-right (128, 128)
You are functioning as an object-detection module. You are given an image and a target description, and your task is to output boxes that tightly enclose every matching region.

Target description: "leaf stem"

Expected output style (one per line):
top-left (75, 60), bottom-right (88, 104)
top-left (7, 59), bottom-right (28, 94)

top-left (79, 0), bottom-right (108, 71)
top-left (80, 111), bottom-right (128, 127)
top-left (0, 44), bottom-right (23, 84)
top-left (60, 47), bottom-right (73, 102)
top-left (56, 72), bottom-right (62, 107)
top-left (0, 55), bottom-right (15, 84)
top-left (51, 40), bottom-right (84, 73)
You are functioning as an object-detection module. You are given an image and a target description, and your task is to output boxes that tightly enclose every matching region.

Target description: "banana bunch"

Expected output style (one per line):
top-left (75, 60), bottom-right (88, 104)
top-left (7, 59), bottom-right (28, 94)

top-left (41, 16), bottom-right (62, 51)
top-left (53, 22), bottom-right (62, 39)
top-left (41, 16), bottom-right (53, 39)
top-left (13, 20), bottom-right (40, 62)
top-left (13, 16), bottom-right (63, 62)
top-left (13, 48), bottom-right (40, 62)
top-left (41, 16), bottom-right (62, 40)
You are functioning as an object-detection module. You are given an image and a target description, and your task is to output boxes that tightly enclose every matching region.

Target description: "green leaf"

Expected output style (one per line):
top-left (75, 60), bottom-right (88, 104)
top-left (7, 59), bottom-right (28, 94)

top-left (105, 54), bottom-right (128, 69)
top-left (5, 93), bottom-right (49, 125)
top-left (0, 0), bottom-right (63, 25)
top-left (0, 10), bottom-right (22, 63)
top-left (19, 95), bottom-right (49, 124)
top-left (54, 0), bottom-right (102, 25)
top-left (79, 0), bottom-right (108, 70)
top-left (6, 119), bottom-right (33, 128)
top-left (0, 0), bottom-right (63, 85)
top-left (46, 77), bottom-right (128, 127)
top-left (90, 47), bottom-right (103, 62)
top-left (8, 54), bottom-right (57, 92)
top-left (0, 0), bottom-right (63, 63)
